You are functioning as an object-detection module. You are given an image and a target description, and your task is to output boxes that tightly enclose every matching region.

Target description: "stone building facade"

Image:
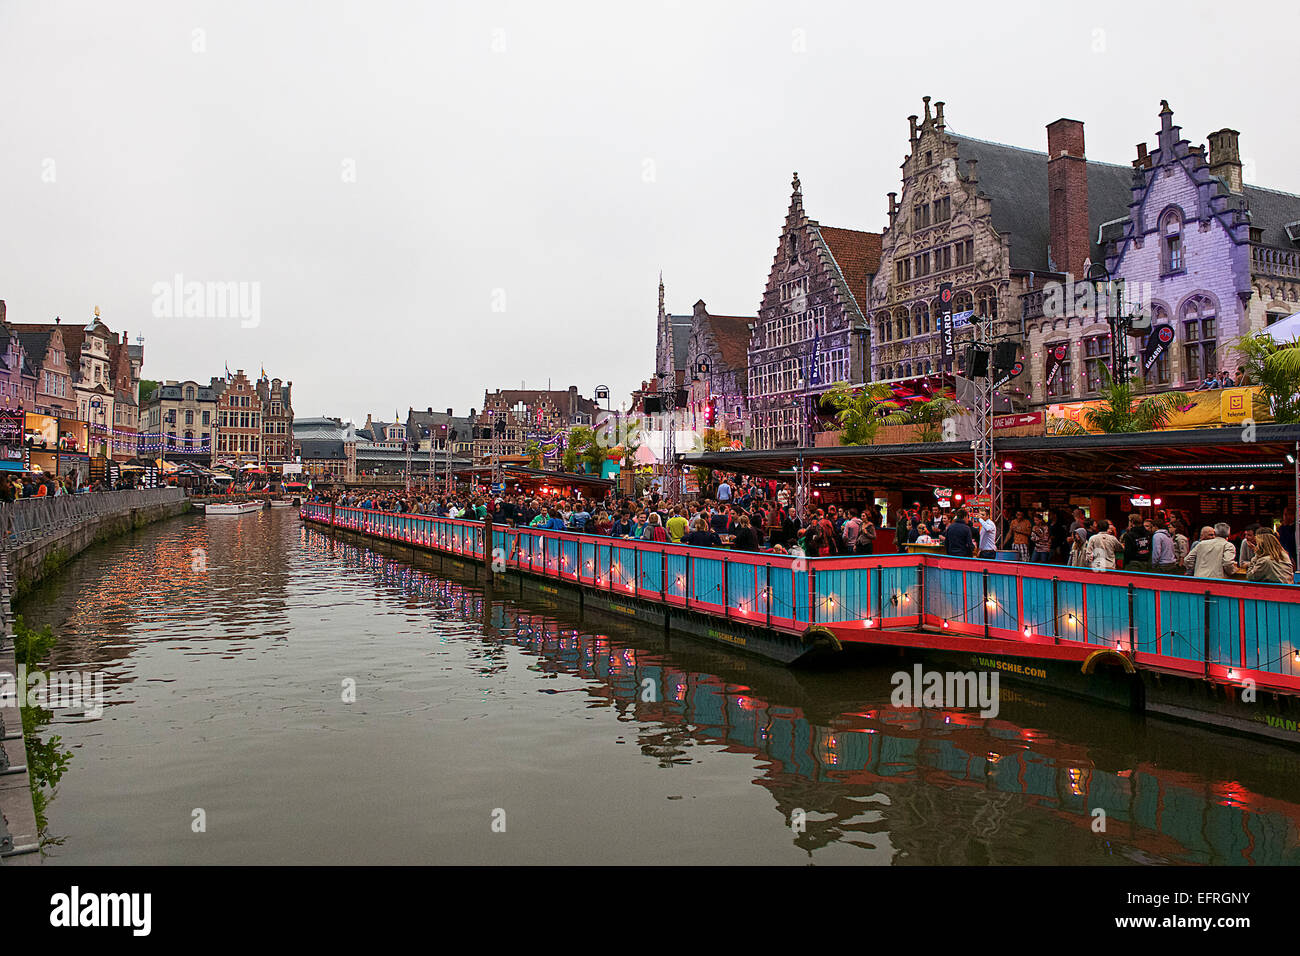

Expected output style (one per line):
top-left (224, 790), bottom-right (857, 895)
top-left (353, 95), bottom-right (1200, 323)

top-left (682, 299), bottom-right (752, 442)
top-left (1103, 103), bottom-right (1300, 390)
top-left (747, 173), bottom-right (881, 449)
top-left (257, 376), bottom-right (294, 466)
top-left (1021, 101), bottom-right (1300, 403)
top-left (871, 98), bottom-right (1132, 403)
top-left (472, 386), bottom-right (598, 465)
top-left (140, 380), bottom-right (218, 463)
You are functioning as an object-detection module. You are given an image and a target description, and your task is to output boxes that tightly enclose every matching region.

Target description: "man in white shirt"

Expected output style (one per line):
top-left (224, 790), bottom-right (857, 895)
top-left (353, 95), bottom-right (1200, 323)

top-left (1185, 524), bottom-right (1237, 578)
top-left (976, 509), bottom-right (998, 558)
top-left (716, 479), bottom-right (732, 502)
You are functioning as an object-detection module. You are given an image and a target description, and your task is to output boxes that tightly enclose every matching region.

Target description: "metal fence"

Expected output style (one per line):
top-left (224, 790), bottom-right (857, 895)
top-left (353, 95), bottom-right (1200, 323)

top-left (0, 488), bottom-right (186, 550)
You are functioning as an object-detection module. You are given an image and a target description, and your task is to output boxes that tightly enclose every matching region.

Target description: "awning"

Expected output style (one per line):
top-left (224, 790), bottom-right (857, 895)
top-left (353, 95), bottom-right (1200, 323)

top-left (1260, 312), bottom-right (1300, 344)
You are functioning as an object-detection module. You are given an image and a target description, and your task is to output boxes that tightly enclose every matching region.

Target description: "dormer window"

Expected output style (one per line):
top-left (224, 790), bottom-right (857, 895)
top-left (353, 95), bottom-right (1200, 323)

top-left (1160, 208), bottom-right (1185, 274)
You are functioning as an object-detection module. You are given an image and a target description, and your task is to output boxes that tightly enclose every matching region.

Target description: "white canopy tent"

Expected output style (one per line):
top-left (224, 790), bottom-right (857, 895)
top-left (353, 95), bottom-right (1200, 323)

top-left (1259, 312), bottom-right (1300, 344)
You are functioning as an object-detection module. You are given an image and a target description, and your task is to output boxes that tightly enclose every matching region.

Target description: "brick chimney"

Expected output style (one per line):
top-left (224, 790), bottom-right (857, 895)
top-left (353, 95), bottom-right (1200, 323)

top-left (1046, 118), bottom-right (1090, 277)
top-left (1207, 128), bottom-right (1243, 193)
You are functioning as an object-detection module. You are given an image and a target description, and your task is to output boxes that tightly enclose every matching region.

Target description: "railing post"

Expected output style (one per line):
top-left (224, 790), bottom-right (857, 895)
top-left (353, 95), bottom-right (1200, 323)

top-left (917, 560), bottom-right (926, 627)
top-left (686, 553), bottom-right (693, 610)
top-left (982, 568), bottom-right (990, 639)
top-left (722, 554), bottom-right (729, 619)
top-left (1204, 590), bottom-right (1212, 679)
top-left (765, 563), bottom-right (773, 628)
top-left (809, 565), bottom-right (817, 625)
top-left (660, 549), bottom-right (666, 602)
top-left (1127, 582), bottom-right (1136, 654)
top-left (1052, 575), bottom-right (1060, 645)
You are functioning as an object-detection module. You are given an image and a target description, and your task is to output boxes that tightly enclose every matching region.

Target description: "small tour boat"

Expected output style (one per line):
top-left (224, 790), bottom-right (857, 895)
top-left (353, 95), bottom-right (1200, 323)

top-left (205, 501), bottom-right (264, 516)
top-left (270, 499), bottom-right (293, 508)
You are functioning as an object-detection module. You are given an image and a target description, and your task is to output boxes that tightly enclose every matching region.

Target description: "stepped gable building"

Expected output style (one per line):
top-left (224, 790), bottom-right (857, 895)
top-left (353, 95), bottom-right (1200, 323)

top-left (682, 299), bottom-right (753, 441)
top-left (472, 386), bottom-right (598, 465)
top-left (747, 173), bottom-right (882, 449)
top-left (12, 324), bottom-right (75, 418)
top-left (213, 369), bottom-right (262, 466)
top-left (1084, 102), bottom-right (1300, 396)
top-left (870, 97), bottom-right (1132, 401)
top-left (14, 311), bottom-right (146, 460)
top-left (256, 375), bottom-right (294, 466)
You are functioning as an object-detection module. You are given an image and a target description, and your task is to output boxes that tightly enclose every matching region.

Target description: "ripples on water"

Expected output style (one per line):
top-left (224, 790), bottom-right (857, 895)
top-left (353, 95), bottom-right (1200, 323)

top-left (17, 510), bottom-right (1300, 865)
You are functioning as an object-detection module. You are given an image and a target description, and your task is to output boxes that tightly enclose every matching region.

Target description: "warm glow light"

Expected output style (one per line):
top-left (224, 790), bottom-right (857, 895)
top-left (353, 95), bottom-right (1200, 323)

top-left (864, 618), bottom-right (874, 628)
top-left (942, 620), bottom-right (949, 629)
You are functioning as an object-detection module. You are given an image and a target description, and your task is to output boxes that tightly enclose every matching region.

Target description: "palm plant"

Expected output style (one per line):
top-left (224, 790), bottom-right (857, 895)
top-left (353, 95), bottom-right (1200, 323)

top-left (1232, 334), bottom-right (1300, 425)
top-left (1050, 367), bottom-right (1189, 435)
top-left (823, 381), bottom-right (892, 446)
top-left (524, 440), bottom-right (543, 468)
top-left (880, 394), bottom-right (969, 443)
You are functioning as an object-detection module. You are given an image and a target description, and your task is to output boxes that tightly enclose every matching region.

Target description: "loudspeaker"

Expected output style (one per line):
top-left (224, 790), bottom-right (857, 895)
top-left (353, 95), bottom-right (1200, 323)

top-left (968, 348), bottom-right (990, 378)
top-left (643, 397), bottom-right (661, 414)
top-left (993, 341), bottom-right (1018, 375)
top-left (676, 388), bottom-right (689, 408)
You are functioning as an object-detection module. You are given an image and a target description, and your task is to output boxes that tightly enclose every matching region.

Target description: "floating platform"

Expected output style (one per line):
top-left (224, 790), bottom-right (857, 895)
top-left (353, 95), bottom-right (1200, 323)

top-left (300, 503), bottom-right (1300, 746)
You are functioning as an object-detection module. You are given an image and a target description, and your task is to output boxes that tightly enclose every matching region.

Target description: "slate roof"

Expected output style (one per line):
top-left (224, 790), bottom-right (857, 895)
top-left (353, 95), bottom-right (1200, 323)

top-left (948, 132), bottom-right (1135, 271)
top-left (294, 418), bottom-right (352, 441)
top-left (14, 330), bottom-right (54, 370)
top-left (153, 383), bottom-right (219, 402)
top-left (299, 438), bottom-right (348, 460)
top-left (669, 315), bottom-right (692, 371)
top-left (1242, 183), bottom-right (1300, 249)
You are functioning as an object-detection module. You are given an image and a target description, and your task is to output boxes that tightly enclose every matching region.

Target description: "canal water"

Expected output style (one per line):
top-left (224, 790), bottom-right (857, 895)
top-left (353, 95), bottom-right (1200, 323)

top-left (18, 509), bottom-right (1300, 865)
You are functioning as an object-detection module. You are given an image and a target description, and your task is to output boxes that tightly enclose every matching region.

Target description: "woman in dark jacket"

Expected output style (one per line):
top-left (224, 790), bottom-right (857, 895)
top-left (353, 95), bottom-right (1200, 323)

top-left (731, 515), bottom-right (759, 552)
top-left (685, 518), bottom-right (722, 548)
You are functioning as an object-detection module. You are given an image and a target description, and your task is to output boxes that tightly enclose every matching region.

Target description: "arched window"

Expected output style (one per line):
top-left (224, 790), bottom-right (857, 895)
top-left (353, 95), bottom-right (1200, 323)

top-left (904, 363), bottom-right (913, 378)
top-left (185, 386), bottom-right (195, 401)
top-left (915, 301), bottom-right (931, 335)
top-left (953, 290), bottom-right (973, 315)
top-left (1180, 295), bottom-right (1217, 384)
top-left (895, 307), bottom-right (910, 340)
top-left (1160, 208), bottom-right (1185, 274)
top-left (877, 314), bottom-right (890, 343)
top-left (1140, 304), bottom-right (1171, 387)
top-left (977, 286), bottom-right (999, 321)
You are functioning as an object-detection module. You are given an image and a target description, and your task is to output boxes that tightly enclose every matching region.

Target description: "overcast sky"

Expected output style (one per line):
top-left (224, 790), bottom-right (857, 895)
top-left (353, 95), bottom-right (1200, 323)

top-left (2, 0), bottom-right (1295, 425)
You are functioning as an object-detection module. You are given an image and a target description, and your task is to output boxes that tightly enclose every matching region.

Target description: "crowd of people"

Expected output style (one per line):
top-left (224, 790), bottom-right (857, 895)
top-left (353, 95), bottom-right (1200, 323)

top-left (311, 472), bottom-right (1296, 585)
top-left (0, 469), bottom-right (142, 501)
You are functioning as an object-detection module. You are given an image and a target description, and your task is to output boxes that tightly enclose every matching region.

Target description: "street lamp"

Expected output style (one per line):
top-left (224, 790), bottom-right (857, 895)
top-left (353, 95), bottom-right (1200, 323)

top-left (1087, 262), bottom-right (1149, 387)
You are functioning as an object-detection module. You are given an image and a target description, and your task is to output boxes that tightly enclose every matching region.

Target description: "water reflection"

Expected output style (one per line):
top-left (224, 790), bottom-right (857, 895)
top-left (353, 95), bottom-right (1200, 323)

top-left (17, 512), bottom-right (1300, 865)
top-left (315, 526), bottom-right (1300, 866)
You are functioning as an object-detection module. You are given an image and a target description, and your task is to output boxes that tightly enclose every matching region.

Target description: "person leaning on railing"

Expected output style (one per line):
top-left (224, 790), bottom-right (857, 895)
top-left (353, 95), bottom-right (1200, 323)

top-left (1246, 530), bottom-right (1294, 583)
